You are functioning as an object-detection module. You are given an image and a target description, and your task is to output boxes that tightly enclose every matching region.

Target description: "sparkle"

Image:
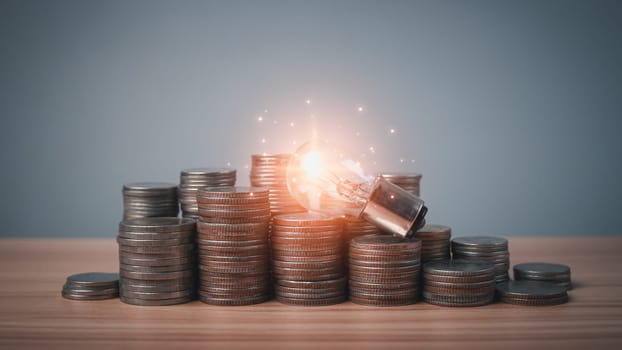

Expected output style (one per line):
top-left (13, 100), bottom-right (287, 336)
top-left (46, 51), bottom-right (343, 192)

top-left (400, 158), bottom-right (405, 163)
top-left (261, 138), bottom-right (267, 144)
top-left (389, 128), bottom-right (395, 134)
top-left (357, 106), bottom-right (364, 112)
top-left (305, 99), bottom-right (311, 105)
top-left (290, 122), bottom-right (295, 127)
top-left (226, 161), bottom-right (231, 167)
top-left (257, 116), bottom-right (263, 122)
top-left (390, 194), bottom-right (395, 199)
top-left (369, 146), bottom-right (375, 154)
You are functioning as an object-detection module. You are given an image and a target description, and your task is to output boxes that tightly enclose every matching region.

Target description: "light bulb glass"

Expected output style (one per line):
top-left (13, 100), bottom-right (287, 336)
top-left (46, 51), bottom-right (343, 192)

top-left (287, 140), bottom-right (428, 238)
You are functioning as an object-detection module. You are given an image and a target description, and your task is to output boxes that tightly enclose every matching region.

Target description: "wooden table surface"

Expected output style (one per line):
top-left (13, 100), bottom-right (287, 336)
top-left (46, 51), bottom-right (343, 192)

top-left (0, 237), bottom-right (621, 349)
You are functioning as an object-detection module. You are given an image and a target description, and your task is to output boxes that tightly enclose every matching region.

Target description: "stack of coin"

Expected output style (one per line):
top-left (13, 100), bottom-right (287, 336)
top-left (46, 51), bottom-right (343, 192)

top-left (422, 260), bottom-right (496, 307)
top-left (414, 224), bottom-right (451, 263)
top-left (513, 262), bottom-right (572, 290)
top-left (381, 172), bottom-right (422, 196)
top-left (451, 236), bottom-right (510, 283)
top-left (196, 187), bottom-right (272, 305)
top-left (497, 280), bottom-right (569, 306)
top-left (250, 154), bottom-right (305, 216)
top-left (117, 217), bottom-right (196, 306)
top-left (178, 168), bottom-right (237, 219)
top-left (62, 272), bottom-right (119, 301)
top-left (271, 213), bottom-right (346, 306)
top-left (349, 234), bottom-right (421, 306)
top-left (122, 182), bottom-right (179, 220)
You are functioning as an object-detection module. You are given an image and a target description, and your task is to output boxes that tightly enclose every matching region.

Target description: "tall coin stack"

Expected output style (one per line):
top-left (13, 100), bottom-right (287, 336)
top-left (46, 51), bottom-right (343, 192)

top-left (122, 182), bottom-right (179, 220)
top-left (178, 168), bottom-right (236, 219)
top-left (422, 260), bottom-right (496, 307)
top-left (348, 234), bottom-right (421, 306)
top-left (414, 224), bottom-right (452, 263)
top-left (249, 154), bottom-right (305, 216)
top-left (271, 213), bottom-right (346, 306)
top-left (381, 172), bottom-right (422, 196)
top-left (451, 236), bottom-right (510, 283)
top-left (196, 187), bottom-right (272, 305)
top-left (117, 218), bottom-right (196, 306)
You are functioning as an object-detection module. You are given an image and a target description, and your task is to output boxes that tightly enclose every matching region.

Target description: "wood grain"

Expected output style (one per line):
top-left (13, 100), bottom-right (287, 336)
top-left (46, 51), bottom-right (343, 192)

top-left (0, 237), bottom-right (621, 349)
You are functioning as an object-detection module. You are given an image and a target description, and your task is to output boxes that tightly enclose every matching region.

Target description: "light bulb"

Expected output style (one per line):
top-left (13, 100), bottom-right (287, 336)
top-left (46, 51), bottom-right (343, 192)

top-left (286, 140), bottom-right (427, 238)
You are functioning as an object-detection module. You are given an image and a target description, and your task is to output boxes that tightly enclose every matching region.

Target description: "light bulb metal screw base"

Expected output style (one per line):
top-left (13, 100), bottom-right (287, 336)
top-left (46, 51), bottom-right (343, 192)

top-left (360, 176), bottom-right (427, 239)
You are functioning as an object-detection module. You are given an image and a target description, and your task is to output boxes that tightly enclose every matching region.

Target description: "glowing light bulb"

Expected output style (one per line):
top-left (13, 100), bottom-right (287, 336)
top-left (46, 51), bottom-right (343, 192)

top-left (287, 140), bottom-right (427, 238)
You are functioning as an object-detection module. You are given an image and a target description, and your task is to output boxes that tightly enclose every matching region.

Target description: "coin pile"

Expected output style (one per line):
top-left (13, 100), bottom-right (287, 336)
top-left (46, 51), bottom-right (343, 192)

top-left (117, 217), bottom-right (196, 306)
top-left (271, 213), bottom-right (346, 306)
top-left (381, 172), bottom-right (422, 196)
top-left (62, 272), bottom-right (119, 300)
top-left (414, 224), bottom-right (451, 263)
top-left (122, 182), bottom-right (179, 220)
top-left (178, 168), bottom-right (236, 219)
top-left (422, 260), bottom-right (496, 307)
top-left (349, 234), bottom-right (421, 306)
top-left (513, 262), bottom-right (572, 290)
top-left (196, 187), bottom-right (272, 305)
top-left (451, 236), bottom-right (510, 283)
top-left (497, 280), bottom-right (569, 306)
top-left (250, 154), bottom-right (305, 216)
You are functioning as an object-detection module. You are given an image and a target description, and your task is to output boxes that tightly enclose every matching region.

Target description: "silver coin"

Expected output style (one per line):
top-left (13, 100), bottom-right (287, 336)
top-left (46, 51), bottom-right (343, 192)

top-left (120, 295), bottom-right (193, 306)
top-left (452, 236), bottom-right (508, 248)
top-left (62, 285), bottom-right (119, 296)
top-left (513, 262), bottom-right (570, 278)
top-left (65, 272), bottom-right (119, 288)
top-left (119, 269), bottom-right (194, 281)
top-left (423, 260), bottom-right (495, 276)
top-left (119, 217), bottom-right (196, 233)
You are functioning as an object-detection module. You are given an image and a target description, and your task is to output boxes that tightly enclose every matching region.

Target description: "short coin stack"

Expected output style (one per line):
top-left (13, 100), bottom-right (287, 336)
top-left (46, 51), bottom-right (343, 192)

top-left (414, 224), bottom-right (452, 263)
top-left (178, 168), bottom-right (236, 219)
top-left (250, 154), bottom-right (305, 216)
top-left (513, 262), bottom-right (572, 290)
top-left (196, 187), bottom-right (272, 305)
top-left (271, 213), bottom-right (346, 306)
top-left (381, 172), bottom-right (422, 196)
top-left (497, 280), bottom-right (569, 306)
top-left (62, 272), bottom-right (119, 300)
top-left (451, 236), bottom-right (510, 283)
top-left (349, 234), bottom-right (421, 306)
top-left (122, 182), bottom-right (179, 220)
top-left (117, 217), bottom-right (196, 306)
top-left (422, 260), bottom-right (496, 307)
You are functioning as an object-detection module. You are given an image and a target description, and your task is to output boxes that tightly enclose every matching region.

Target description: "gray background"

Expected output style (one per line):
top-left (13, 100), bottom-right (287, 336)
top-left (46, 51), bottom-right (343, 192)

top-left (1, 0), bottom-right (621, 238)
